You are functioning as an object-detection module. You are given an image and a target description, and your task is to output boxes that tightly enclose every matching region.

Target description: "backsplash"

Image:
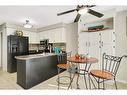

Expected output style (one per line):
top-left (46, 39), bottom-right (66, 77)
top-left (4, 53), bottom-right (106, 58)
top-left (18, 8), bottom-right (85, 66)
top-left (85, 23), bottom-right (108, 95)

top-left (29, 43), bottom-right (66, 51)
top-left (53, 43), bottom-right (66, 51)
top-left (29, 44), bottom-right (39, 50)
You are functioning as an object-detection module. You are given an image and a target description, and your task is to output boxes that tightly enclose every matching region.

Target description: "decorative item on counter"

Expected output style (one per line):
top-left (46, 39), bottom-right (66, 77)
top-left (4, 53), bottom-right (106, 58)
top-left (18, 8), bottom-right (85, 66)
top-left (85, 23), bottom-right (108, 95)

top-left (53, 47), bottom-right (60, 54)
top-left (80, 54), bottom-right (85, 59)
top-left (75, 53), bottom-right (80, 59)
top-left (15, 30), bottom-right (23, 36)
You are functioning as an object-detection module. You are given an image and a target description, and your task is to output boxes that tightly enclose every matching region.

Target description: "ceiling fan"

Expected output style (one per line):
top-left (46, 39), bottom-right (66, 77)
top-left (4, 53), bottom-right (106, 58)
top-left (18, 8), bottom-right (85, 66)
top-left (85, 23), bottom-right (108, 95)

top-left (57, 5), bottom-right (104, 22)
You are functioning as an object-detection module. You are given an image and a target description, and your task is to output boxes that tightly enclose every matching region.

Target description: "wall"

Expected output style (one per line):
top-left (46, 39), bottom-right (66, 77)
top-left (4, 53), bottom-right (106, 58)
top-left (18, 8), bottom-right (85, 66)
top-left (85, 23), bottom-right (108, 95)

top-left (115, 10), bottom-right (127, 83)
top-left (1, 27), bottom-right (7, 71)
top-left (0, 32), bottom-right (1, 68)
top-left (6, 27), bottom-right (37, 43)
top-left (0, 23), bottom-right (37, 71)
top-left (65, 23), bottom-right (78, 54)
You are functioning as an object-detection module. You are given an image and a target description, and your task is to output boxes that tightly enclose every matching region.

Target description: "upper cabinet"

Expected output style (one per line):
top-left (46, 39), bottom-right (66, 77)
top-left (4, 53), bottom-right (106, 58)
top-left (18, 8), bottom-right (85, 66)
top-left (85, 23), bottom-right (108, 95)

top-left (29, 32), bottom-right (38, 44)
top-left (23, 31), bottom-right (39, 44)
top-left (37, 27), bottom-right (66, 43)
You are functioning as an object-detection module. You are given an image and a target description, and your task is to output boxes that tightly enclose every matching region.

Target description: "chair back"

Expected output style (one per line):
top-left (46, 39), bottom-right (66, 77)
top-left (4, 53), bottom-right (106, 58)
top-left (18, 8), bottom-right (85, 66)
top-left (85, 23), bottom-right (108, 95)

top-left (102, 53), bottom-right (124, 76)
top-left (57, 52), bottom-right (72, 64)
top-left (67, 51), bottom-right (72, 59)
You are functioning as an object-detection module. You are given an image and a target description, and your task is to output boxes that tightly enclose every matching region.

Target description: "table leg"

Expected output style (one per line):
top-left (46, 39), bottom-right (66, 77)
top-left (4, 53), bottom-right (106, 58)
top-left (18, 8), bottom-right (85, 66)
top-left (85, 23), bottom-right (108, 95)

top-left (76, 64), bottom-right (80, 89)
top-left (68, 73), bottom-right (75, 89)
top-left (76, 73), bottom-right (80, 89)
top-left (84, 74), bottom-right (88, 89)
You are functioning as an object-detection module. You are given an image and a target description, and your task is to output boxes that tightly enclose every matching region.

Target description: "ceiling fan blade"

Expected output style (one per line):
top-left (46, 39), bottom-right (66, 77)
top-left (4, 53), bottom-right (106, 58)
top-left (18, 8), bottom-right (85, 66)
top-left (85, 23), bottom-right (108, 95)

top-left (74, 13), bottom-right (81, 22)
top-left (88, 9), bottom-right (103, 18)
top-left (86, 5), bottom-right (96, 8)
top-left (57, 9), bottom-right (76, 16)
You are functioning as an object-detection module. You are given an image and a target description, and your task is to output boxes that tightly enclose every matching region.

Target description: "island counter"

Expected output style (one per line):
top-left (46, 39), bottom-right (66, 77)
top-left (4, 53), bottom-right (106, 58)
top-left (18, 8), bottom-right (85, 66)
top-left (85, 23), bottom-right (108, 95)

top-left (15, 53), bottom-right (66, 89)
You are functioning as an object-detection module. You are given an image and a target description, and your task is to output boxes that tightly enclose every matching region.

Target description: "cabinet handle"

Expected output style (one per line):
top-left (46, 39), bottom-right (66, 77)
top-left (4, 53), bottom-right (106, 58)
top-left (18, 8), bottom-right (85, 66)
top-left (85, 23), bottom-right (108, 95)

top-left (89, 42), bottom-right (90, 47)
top-left (102, 41), bottom-right (103, 47)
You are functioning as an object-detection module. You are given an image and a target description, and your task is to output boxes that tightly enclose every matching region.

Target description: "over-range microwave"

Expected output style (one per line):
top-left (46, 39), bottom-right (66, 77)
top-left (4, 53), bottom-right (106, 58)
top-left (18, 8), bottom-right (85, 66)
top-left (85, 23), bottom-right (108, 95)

top-left (40, 39), bottom-right (49, 45)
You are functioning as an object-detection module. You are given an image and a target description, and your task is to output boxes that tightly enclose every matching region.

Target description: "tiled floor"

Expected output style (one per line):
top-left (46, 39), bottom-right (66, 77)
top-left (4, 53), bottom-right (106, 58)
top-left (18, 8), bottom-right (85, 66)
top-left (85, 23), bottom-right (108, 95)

top-left (0, 70), bottom-right (127, 90)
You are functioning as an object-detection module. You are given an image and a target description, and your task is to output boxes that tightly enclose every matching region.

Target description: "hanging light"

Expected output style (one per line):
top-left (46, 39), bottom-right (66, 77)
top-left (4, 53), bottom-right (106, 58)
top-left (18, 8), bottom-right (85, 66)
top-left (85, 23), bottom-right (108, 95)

top-left (78, 7), bottom-right (88, 15)
top-left (23, 20), bottom-right (33, 28)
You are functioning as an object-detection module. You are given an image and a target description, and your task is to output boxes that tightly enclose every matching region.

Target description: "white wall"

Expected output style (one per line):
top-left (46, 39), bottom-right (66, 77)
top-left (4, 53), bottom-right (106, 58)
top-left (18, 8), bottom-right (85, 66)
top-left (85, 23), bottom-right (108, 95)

top-left (65, 23), bottom-right (78, 54)
top-left (1, 24), bottom-right (37, 71)
top-left (6, 27), bottom-right (37, 43)
top-left (0, 32), bottom-right (1, 68)
top-left (115, 10), bottom-right (127, 83)
top-left (2, 27), bottom-right (7, 71)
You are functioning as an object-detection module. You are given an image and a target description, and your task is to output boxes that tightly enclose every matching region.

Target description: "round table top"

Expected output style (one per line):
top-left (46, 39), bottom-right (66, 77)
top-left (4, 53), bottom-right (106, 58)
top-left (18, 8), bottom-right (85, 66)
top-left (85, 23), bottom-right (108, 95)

top-left (67, 56), bottom-right (98, 64)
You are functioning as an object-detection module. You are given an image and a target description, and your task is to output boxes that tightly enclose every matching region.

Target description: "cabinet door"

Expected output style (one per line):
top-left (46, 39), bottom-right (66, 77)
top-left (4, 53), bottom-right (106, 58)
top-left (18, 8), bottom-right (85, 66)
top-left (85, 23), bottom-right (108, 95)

top-left (78, 32), bottom-right (89, 54)
top-left (54, 30), bottom-right (62, 42)
top-left (29, 32), bottom-right (38, 43)
top-left (48, 31), bottom-right (55, 43)
top-left (79, 32), bottom-right (101, 71)
top-left (39, 31), bottom-right (49, 41)
top-left (88, 32), bottom-right (101, 69)
top-left (101, 30), bottom-right (114, 44)
top-left (54, 28), bottom-right (66, 43)
top-left (101, 30), bottom-right (115, 55)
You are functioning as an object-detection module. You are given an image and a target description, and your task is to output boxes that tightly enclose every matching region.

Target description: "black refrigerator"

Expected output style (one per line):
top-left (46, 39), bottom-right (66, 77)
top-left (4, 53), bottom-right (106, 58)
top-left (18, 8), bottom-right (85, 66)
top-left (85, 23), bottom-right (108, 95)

top-left (7, 35), bottom-right (29, 73)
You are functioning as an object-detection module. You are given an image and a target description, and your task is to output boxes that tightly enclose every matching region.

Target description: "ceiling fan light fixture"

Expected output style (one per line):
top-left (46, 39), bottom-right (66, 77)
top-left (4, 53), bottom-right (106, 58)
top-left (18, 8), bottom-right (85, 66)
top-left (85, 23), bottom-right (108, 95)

top-left (23, 20), bottom-right (33, 28)
top-left (78, 8), bottom-right (88, 14)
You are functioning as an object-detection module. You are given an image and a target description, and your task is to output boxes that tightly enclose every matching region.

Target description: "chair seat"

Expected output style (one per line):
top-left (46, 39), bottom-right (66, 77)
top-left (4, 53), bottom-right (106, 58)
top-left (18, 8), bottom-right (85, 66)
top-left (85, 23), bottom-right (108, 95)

top-left (57, 64), bottom-right (70, 69)
top-left (90, 70), bottom-right (114, 80)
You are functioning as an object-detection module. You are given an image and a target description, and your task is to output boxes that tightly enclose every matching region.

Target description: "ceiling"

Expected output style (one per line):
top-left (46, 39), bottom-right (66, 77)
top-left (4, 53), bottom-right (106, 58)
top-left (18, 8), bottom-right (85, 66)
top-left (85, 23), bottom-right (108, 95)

top-left (0, 6), bottom-right (127, 29)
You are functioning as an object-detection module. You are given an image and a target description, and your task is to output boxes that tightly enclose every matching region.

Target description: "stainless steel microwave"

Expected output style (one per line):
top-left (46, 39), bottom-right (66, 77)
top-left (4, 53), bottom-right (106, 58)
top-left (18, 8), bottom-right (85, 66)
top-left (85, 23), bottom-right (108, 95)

top-left (40, 39), bottom-right (49, 45)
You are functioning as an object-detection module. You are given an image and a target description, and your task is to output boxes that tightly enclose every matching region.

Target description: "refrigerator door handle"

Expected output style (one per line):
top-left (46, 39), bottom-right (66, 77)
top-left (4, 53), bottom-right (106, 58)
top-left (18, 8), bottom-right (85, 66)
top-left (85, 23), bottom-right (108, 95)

top-left (12, 45), bottom-right (18, 53)
top-left (15, 47), bottom-right (18, 52)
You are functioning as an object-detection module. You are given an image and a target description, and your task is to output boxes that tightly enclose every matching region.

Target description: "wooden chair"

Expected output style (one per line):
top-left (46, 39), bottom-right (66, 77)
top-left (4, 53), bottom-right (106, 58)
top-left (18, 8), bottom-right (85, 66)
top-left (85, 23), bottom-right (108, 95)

top-left (89, 53), bottom-right (126, 89)
top-left (56, 51), bottom-right (72, 89)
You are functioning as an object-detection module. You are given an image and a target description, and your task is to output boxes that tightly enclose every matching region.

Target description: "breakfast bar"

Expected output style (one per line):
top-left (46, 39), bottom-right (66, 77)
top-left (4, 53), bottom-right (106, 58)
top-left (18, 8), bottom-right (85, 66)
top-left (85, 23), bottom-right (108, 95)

top-left (15, 53), bottom-right (66, 89)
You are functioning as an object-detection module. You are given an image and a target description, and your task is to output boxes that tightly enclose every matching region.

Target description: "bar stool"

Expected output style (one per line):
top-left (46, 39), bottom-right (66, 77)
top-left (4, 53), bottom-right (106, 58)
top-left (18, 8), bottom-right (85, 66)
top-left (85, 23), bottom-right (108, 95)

top-left (89, 53), bottom-right (126, 89)
top-left (56, 52), bottom-right (72, 89)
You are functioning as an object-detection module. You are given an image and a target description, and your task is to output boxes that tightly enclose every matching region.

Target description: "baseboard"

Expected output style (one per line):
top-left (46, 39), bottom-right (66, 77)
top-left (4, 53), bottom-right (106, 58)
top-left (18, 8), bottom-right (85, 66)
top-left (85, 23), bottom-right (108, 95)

top-left (116, 79), bottom-right (127, 84)
top-left (106, 79), bottom-right (127, 85)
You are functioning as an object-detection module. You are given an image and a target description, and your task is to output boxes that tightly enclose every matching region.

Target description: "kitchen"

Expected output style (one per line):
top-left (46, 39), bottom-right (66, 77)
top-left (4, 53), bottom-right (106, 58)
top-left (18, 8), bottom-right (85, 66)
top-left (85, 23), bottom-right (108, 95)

top-left (0, 19), bottom-right (78, 89)
top-left (0, 6), bottom-right (127, 90)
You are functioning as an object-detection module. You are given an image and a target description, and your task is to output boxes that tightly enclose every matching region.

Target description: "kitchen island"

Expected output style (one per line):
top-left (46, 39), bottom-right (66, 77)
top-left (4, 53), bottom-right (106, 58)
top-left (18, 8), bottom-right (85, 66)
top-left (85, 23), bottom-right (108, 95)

top-left (15, 53), bottom-right (66, 89)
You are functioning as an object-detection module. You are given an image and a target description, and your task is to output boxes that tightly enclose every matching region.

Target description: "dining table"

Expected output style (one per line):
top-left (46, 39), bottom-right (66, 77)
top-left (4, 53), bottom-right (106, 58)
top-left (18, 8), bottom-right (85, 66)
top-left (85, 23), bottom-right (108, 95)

top-left (67, 56), bottom-right (98, 89)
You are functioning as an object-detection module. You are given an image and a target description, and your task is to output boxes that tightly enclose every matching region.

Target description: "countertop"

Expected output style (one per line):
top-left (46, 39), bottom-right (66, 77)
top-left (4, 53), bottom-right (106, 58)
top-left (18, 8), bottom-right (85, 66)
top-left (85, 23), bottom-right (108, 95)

top-left (15, 53), bottom-right (57, 60)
